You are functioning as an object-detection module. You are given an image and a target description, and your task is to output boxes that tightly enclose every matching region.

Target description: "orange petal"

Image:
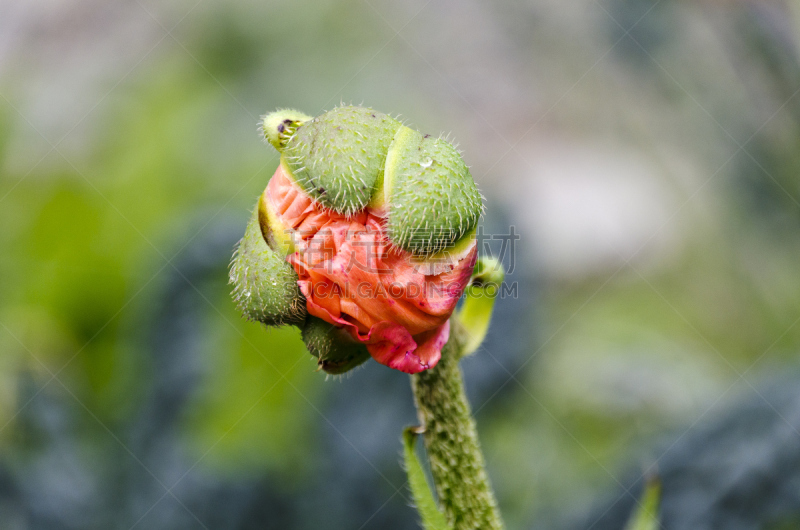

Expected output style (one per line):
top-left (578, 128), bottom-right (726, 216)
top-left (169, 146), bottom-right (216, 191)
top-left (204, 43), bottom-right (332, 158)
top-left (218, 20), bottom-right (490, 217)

top-left (266, 165), bottom-right (475, 373)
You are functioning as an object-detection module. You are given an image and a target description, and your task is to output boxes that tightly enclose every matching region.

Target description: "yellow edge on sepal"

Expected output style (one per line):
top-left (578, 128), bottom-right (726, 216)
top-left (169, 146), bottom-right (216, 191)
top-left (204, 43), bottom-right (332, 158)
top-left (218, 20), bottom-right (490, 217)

top-left (258, 167), bottom-right (295, 256)
top-left (279, 156), bottom-right (296, 184)
top-left (408, 228), bottom-right (477, 275)
top-left (370, 125), bottom-right (417, 210)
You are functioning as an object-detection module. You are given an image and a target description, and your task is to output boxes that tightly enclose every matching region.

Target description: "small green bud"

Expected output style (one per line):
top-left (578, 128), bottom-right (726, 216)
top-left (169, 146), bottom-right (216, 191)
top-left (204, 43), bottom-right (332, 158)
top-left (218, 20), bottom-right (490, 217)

top-left (230, 207), bottom-right (307, 326)
top-left (261, 109), bottom-right (313, 151)
top-left (301, 316), bottom-right (371, 374)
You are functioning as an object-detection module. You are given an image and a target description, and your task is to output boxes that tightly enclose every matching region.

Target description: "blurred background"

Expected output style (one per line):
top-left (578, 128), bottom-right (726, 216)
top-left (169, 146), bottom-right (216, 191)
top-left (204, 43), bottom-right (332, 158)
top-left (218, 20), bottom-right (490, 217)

top-left (2, 0), bottom-right (800, 528)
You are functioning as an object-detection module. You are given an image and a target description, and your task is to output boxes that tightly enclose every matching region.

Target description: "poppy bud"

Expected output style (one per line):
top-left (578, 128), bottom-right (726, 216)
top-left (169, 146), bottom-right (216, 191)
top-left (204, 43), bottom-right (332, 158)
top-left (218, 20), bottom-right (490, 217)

top-left (237, 105), bottom-right (484, 374)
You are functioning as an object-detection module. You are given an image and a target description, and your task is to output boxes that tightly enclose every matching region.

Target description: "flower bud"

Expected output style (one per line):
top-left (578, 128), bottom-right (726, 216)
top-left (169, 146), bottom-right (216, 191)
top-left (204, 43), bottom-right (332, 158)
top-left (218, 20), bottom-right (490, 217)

top-left (242, 105), bottom-right (484, 374)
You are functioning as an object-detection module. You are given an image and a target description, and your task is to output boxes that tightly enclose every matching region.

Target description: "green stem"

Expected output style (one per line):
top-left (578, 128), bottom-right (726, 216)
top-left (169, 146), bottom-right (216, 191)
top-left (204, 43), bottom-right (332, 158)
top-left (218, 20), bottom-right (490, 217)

top-left (410, 323), bottom-right (504, 530)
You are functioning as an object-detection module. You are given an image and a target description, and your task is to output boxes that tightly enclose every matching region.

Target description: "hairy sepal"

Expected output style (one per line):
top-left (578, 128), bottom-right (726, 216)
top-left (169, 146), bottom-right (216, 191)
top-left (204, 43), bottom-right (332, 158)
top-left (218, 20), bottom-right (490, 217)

top-left (283, 106), bottom-right (401, 216)
top-left (301, 316), bottom-right (371, 374)
top-left (384, 126), bottom-right (483, 257)
top-left (230, 206), bottom-right (306, 326)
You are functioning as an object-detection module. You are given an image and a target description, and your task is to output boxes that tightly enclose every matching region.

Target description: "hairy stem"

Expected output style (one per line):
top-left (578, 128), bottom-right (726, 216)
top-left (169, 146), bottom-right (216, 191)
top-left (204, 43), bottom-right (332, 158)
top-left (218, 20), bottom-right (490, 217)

top-left (410, 324), bottom-right (504, 530)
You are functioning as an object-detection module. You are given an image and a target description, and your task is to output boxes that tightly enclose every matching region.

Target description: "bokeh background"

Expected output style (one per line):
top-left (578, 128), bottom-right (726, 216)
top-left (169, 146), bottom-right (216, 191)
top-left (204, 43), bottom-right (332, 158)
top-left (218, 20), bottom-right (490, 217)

top-left (2, 0), bottom-right (800, 528)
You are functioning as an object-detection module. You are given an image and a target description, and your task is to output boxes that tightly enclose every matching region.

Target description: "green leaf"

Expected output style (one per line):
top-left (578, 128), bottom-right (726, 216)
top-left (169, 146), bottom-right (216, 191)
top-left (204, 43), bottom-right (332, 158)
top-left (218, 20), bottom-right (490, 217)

top-left (403, 427), bottom-right (450, 530)
top-left (624, 476), bottom-right (661, 530)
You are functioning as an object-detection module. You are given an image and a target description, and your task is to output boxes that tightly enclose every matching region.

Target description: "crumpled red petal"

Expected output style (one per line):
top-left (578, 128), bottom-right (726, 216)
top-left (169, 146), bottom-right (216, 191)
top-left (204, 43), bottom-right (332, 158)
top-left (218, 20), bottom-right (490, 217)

top-left (265, 165), bottom-right (476, 373)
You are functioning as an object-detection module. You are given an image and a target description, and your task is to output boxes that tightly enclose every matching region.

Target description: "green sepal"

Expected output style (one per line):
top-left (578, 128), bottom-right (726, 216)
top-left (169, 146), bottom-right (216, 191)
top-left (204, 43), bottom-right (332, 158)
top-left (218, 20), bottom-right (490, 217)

top-left (403, 427), bottom-right (451, 530)
top-left (455, 256), bottom-right (505, 357)
top-left (229, 206), bottom-right (307, 326)
top-left (301, 316), bottom-right (371, 374)
top-left (384, 127), bottom-right (483, 256)
top-left (283, 106), bottom-right (401, 215)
